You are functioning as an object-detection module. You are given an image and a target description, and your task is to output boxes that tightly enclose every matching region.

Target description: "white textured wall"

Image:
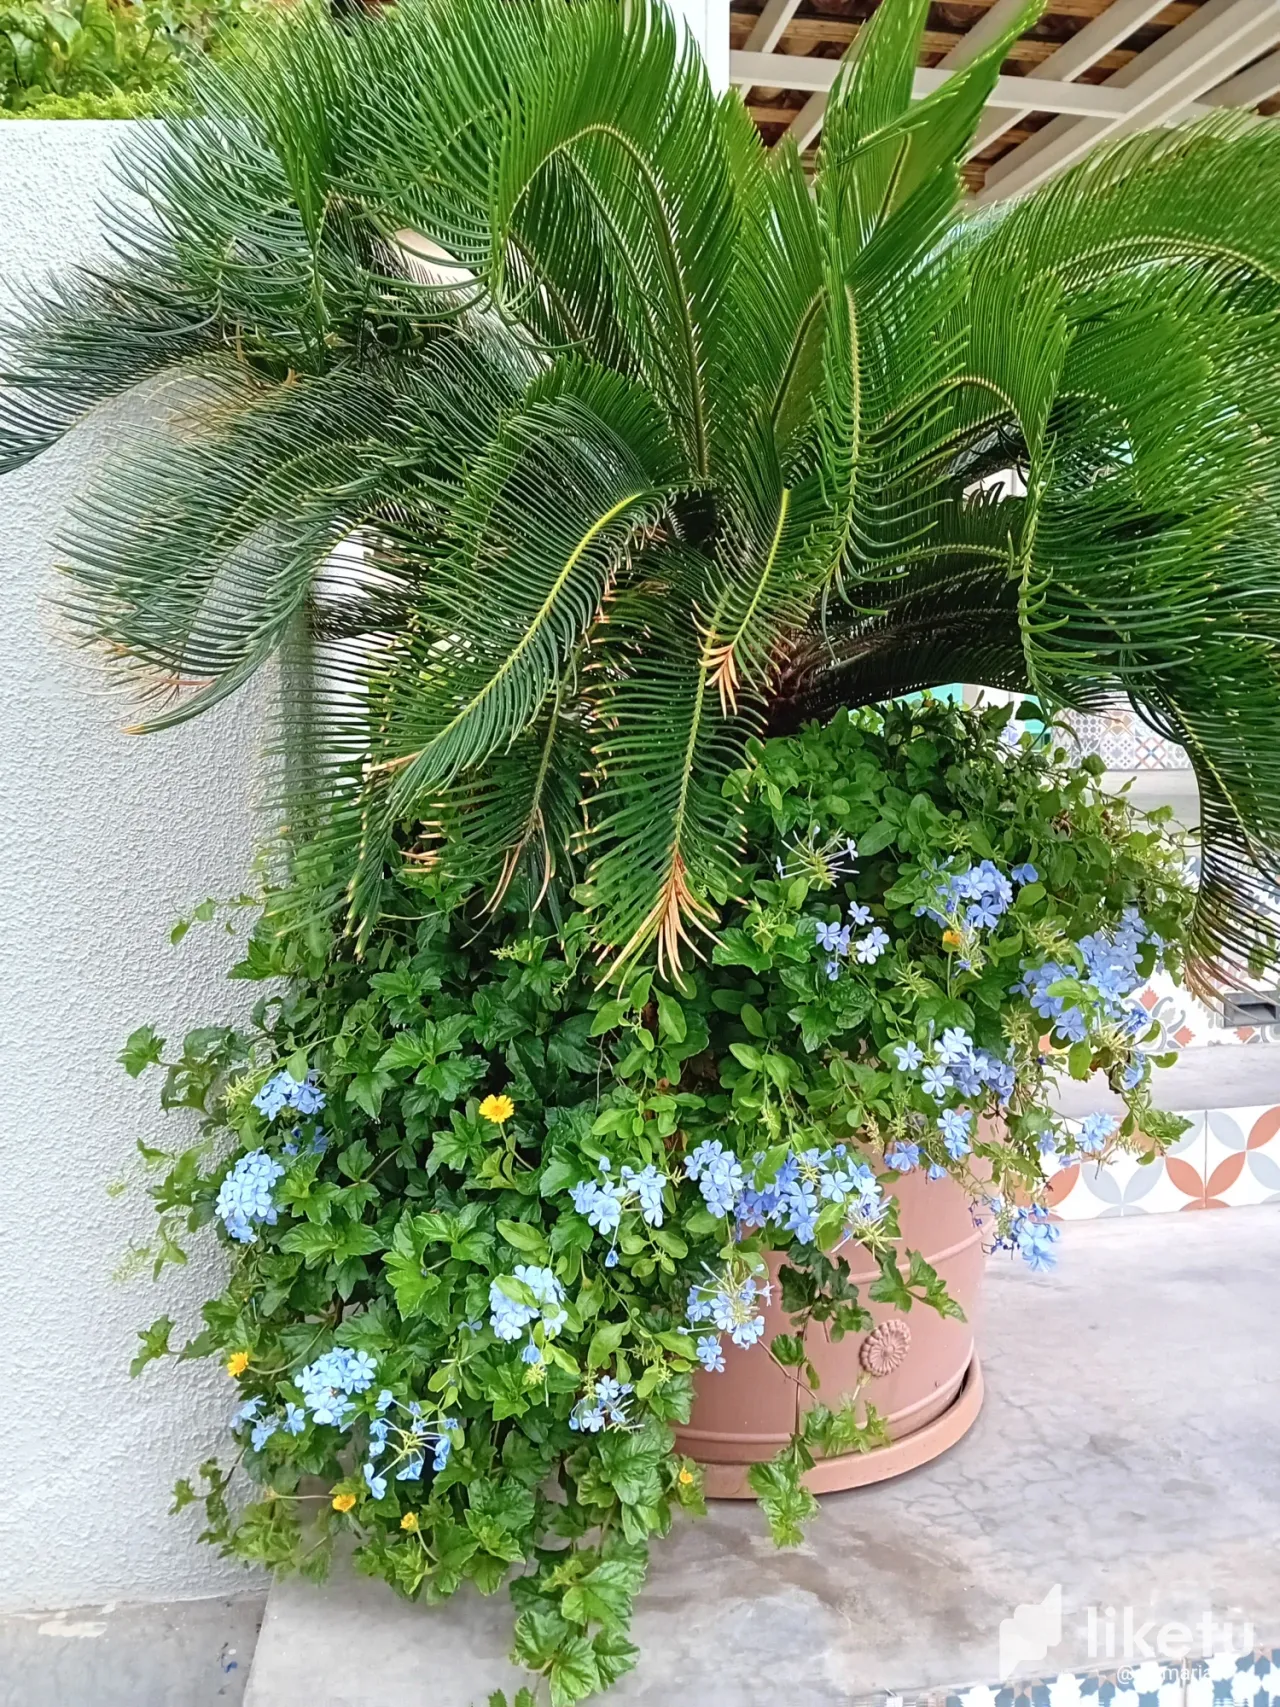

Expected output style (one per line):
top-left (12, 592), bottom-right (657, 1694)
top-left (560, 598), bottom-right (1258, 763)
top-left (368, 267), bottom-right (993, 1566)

top-left (0, 124), bottom-right (265, 1608)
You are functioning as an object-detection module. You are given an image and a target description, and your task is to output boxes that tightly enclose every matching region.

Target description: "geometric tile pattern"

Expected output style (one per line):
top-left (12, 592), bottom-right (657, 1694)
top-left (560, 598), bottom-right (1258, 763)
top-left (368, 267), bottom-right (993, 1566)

top-left (1045, 1108), bottom-right (1280, 1219)
top-left (915, 1646), bottom-right (1280, 1707)
top-left (1060, 706), bottom-right (1192, 772)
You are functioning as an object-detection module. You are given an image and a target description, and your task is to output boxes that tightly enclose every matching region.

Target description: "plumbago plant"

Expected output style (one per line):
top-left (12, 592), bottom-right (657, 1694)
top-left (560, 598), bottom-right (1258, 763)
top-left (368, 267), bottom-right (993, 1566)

top-left (127, 701), bottom-right (1193, 1704)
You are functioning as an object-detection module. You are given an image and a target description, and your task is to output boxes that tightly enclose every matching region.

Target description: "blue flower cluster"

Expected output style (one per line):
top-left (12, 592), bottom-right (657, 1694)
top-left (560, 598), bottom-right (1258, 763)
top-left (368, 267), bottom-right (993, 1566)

top-left (252, 1070), bottom-right (326, 1120)
top-left (569, 1376), bottom-right (634, 1433)
top-left (1075, 1112), bottom-right (1117, 1155)
top-left (811, 907), bottom-right (890, 979)
top-left (924, 859), bottom-right (1029, 931)
top-left (687, 1271), bottom-right (769, 1369)
top-left (295, 1346), bottom-right (378, 1428)
top-left (740, 1145), bottom-right (884, 1244)
top-left (889, 1025), bottom-right (1015, 1118)
top-left (685, 1139), bottom-right (746, 1216)
top-left (686, 1139), bottom-right (885, 1245)
top-left (215, 1149), bottom-right (286, 1244)
top-left (282, 1124), bottom-right (327, 1158)
top-left (362, 1390), bottom-right (458, 1497)
top-left (489, 1265), bottom-right (567, 1343)
top-left (988, 1198), bottom-right (1060, 1271)
top-left (1020, 909), bottom-right (1154, 1046)
top-left (569, 1158), bottom-right (666, 1236)
top-left (234, 1394), bottom-right (307, 1452)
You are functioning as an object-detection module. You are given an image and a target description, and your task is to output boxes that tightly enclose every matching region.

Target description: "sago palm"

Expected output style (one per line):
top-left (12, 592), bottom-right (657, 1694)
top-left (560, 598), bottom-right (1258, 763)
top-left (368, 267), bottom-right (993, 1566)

top-left (4, 0), bottom-right (1280, 986)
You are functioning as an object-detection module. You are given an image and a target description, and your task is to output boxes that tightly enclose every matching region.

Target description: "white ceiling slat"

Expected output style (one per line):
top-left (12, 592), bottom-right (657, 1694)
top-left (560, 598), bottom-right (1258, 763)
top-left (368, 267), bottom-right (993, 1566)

top-left (1202, 41), bottom-right (1280, 103)
top-left (743, 0), bottom-right (804, 55)
top-left (976, 0), bottom-right (1280, 202)
top-left (966, 0), bottom-right (1174, 156)
top-left (732, 50), bottom-right (1138, 112)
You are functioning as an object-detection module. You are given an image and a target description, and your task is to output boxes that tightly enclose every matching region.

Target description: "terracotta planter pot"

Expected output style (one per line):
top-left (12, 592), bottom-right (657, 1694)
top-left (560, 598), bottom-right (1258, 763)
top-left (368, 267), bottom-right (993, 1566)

top-left (675, 1168), bottom-right (986, 1497)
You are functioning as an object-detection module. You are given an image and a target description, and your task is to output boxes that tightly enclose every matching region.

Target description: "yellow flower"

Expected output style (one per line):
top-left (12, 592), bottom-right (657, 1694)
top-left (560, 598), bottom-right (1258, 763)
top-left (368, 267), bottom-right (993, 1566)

top-left (331, 1491), bottom-right (357, 1513)
top-left (678, 1468), bottom-right (695, 1487)
top-left (942, 929), bottom-right (963, 950)
top-left (400, 1512), bottom-right (420, 1532)
top-left (226, 1351), bottom-right (250, 1378)
top-left (479, 1093), bottom-right (515, 1125)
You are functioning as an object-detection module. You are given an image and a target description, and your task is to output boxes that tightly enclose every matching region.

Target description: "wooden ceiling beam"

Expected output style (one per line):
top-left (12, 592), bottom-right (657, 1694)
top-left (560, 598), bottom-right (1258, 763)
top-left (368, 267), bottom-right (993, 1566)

top-left (743, 0), bottom-right (804, 53)
top-left (976, 0), bottom-right (1280, 200)
top-left (732, 48), bottom-right (1144, 113)
top-left (967, 0), bottom-right (1175, 156)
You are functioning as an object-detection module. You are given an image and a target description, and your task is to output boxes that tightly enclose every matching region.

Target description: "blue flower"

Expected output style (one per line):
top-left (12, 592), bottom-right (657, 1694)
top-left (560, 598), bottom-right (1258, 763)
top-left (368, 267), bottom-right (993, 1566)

top-left (252, 1070), bottom-right (326, 1120)
top-left (696, 1335), bottom-right (726, 1373)
top-left (489, 1264), bottom-right (567, 1343)
top-left (885, 1142), bottom-right (920, 1172)
top-left (520, 1341), bottom-right (543, 1365)
top-left (1011, 864), bottom-right (1038, 885)
top-left (396, 1453), bottom-right (424, 1482)
top-left (966, 899), bottom-right (1004, 930)
top-left (1121, 1052), bottom-right (1147, 1090)
top-left (251, 1073), bottom-right (293, 1120)
top-left (937, 1027), bottom-right (975, 1065)
top-left (363, 1462), bottom-right (387, 1500)
top-left (251, 1416), bottom-right (279, 1452)
top-left (1055, 1006), bottom-right (1088, 1044)
top-left (685, 1139), bottom-right (744, 1217)
top-left (296, 1347), bottom-right (378, 1428)
top-left (604, 1247), bottom-right (619, 1268)
top-left (432, 1435), bottom-right (452, 1473)
top-left (921, 1064), bottom-right (953, 1101)
top-left (1017, 1220), bottom-right (1059, 1272)
top-left (215, 1150), bottom-right (286, 1245)
top-left (283, 1403), bottom-right (306, 1436)
top-left (234, 1397), bottom-right (263, 1424)
top-left (847, 903), bottom-right (873, 927)
top-left (569, 1377), bottom-right (634, 1433)
top-left (824, 957), bottom-right (841, 981)
top-left (927, 1162), bottom-right (948, 1180)
top-left (1076, 1112), bottom-right (1117, 1154)
top-left (814, 919), bottom-right (844, 952)
top-left (622, 1162), bottom-right (666, 1227)
top-left (855, 926), bottom-right (890, 964)
top-left (939, 1107), bottom-right (973, 1159)
top-left (570, 1173), bottom-right (624, 1236)
top-left (892, 1041), bottom-right (924, 1071)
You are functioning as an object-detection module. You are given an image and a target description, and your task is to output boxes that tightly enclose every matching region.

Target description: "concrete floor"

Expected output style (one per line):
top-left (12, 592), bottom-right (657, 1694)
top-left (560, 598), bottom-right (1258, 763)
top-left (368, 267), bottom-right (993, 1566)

top-left (1053, 1043), bottom-right (1280, 1118)
top-left (0, 1593), bottom-right (264, 1707)
top-left (240, 1206), bottom-right (1280, 1707)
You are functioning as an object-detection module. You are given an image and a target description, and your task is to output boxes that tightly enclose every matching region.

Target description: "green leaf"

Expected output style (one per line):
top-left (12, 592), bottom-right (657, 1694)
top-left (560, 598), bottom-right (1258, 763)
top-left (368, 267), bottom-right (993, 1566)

top-left (590, 1000), bottom-right (630, 1036)
top-left (729, 1041), bottom-right (763, 1071)
top-left (561, 1558), bottom-right (644, 1630)
top-left (497, 1218), bottom-right (549, 1259)
top-left (655, 991), bottom-right (686, 1043)
top-left (120, 1025), bottom-right (164, 1078)
top-left (130, 1315), bottom-right (174, 1378)
top-left (587, 1319), bottom-right (626, 1369)
top-left (548, 1635), bottom-right (601, 1707)
top-left (747, 1458), bottom-right (819, 1547)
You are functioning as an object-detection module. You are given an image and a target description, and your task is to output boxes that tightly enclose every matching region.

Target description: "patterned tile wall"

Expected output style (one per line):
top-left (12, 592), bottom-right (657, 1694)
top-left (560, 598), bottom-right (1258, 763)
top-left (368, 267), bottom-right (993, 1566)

top-left (909, 1647), bottom-right (1280, 1707)
top-left (1045, 1106), bottom-right (1280, 1218)
top-left (1059, 707), bottom-right (1192, 772)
